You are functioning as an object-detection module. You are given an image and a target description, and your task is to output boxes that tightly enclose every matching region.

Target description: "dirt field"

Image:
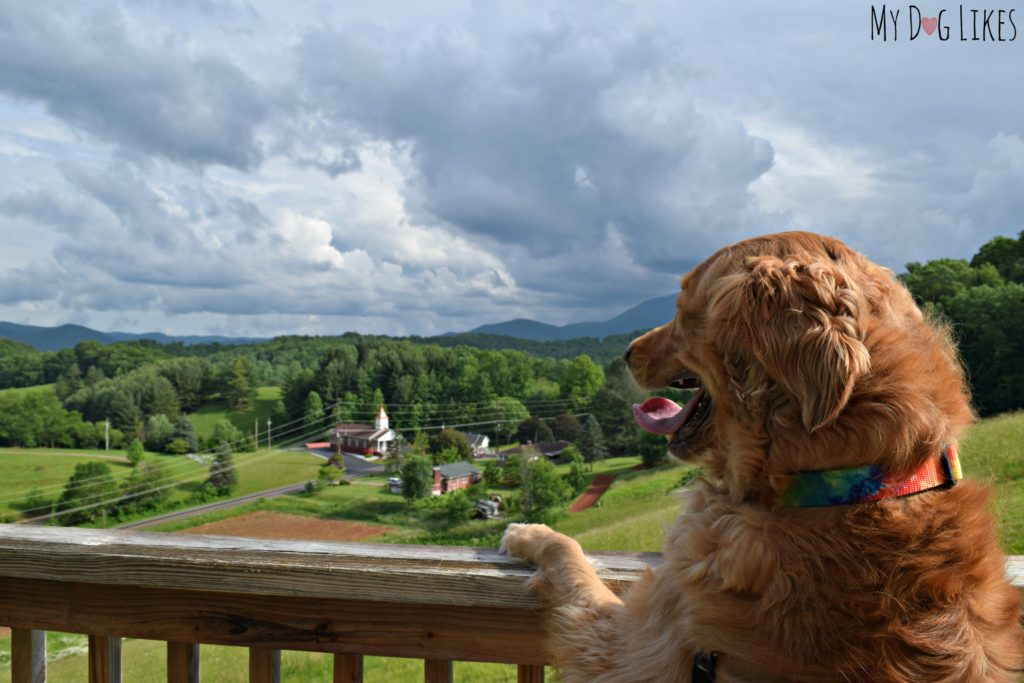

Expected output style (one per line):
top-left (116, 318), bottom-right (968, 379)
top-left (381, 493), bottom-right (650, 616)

top-left (569, 474), bottom-right (616, 512)
top-left (179, 511), bottom-right (391, 542)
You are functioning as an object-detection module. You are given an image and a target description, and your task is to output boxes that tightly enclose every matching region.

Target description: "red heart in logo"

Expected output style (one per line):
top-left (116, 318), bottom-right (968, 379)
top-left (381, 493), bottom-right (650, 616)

top-left (921, 16), bottom-right (938, 35)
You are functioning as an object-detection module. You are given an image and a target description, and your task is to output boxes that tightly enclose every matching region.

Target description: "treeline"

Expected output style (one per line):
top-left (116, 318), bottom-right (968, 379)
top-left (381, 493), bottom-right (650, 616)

top-left (901, 230), bottom-right (1024, 415)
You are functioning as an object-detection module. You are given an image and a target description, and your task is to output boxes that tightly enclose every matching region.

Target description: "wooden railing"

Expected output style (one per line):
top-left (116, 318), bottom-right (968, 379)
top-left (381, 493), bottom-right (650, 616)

top-left (0, 525), bottom-right (656, 682)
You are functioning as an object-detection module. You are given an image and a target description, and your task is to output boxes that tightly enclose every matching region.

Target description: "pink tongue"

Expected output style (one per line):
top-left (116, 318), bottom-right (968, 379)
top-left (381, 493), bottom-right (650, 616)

top-left (632, 390), bottom-right (703, 436)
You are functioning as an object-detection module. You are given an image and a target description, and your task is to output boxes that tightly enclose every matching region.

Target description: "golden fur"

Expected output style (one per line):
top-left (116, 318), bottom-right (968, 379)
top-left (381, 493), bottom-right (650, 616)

top-left (502, 231), bottom-right (1023, 682)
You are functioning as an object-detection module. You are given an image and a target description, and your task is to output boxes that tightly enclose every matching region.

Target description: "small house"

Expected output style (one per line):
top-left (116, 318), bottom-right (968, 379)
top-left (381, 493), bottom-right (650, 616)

top-left (431, 462), bottom-right (482, 495)
top-left (464, 432), bottom-right (491, 457)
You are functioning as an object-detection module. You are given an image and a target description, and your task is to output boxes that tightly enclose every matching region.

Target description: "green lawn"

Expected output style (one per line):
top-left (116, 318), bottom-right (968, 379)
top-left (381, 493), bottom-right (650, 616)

top-left (188, 386), bottom-right (283, 442)
top-left (0, 446), bottom-right (323, 525)
top-left (4, 412), bottom-right (1024, 681)
top-left (0, 383), bottom-right (55, 398)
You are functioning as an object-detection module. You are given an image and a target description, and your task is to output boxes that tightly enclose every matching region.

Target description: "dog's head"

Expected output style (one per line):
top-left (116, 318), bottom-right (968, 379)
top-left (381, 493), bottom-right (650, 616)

top-left (626, 231), bottom-right (974, 500)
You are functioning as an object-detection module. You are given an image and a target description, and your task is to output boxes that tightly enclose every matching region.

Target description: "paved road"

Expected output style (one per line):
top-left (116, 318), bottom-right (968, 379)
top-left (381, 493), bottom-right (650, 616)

top-left (116, 481), bottom-right (309, 530)
top-left (117, 448), bottom-right (385, 531)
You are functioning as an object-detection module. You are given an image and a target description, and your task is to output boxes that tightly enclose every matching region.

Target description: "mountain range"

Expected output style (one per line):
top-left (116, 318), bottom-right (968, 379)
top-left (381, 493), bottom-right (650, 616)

top-left (465, 294), bottom-right (676, 341)
top-left (0, 321), bottom-right (263, 352)
top-left (0, 294), bottom-right (677, 351)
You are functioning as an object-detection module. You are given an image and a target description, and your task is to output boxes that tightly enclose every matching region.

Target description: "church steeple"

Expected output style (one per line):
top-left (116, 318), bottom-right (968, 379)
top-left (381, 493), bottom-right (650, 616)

top-left (375, 405), bottom-right (389, 431)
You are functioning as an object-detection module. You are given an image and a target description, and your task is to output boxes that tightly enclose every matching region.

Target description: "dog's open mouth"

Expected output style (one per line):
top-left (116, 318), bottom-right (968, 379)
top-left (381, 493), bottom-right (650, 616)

top-left (632, 373), bottom-right (712, 448)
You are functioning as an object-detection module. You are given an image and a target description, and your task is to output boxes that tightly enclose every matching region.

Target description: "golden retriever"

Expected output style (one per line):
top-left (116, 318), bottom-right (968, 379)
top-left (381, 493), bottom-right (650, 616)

top-left (502, 231), bottom-right (1023, 682)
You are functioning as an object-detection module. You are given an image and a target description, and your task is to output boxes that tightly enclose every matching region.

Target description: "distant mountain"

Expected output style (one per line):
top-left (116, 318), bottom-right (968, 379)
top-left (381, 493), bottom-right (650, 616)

top-left (466, 294), bottom-right (676, 341)
top-left (0, 321), bottom-right (263, 352)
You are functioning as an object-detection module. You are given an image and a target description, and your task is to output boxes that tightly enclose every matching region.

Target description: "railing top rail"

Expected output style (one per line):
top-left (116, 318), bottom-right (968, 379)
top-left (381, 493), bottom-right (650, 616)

top-left (0, 524), bottom-right (657, 609)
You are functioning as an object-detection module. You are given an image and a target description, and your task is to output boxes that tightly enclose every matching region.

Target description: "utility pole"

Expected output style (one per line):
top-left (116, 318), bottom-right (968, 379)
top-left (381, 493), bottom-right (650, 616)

top-left (267, 417), bottom-right (272, 450)
top-left (254, 418), bottom-right (259, 449)
top-left (105, 419), bottom-right (110, 451)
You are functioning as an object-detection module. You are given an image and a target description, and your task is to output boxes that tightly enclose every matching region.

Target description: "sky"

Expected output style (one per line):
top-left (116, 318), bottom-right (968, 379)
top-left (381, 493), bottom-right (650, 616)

top-left (0, 0), bottom-right (1022, 338)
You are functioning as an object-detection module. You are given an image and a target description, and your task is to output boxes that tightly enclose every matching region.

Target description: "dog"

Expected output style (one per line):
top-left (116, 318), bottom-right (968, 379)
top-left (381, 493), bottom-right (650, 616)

top-left (502, 231), bottom-right (1023, 682)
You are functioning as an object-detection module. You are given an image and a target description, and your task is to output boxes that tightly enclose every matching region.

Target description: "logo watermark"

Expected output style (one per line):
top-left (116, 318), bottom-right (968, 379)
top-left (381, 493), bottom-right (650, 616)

top-left (870, 5), bottom-right (1017, 40)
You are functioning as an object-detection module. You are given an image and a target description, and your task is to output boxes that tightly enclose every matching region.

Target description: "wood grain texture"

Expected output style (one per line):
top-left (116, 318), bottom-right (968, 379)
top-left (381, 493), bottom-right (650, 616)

top-left (167, 642), bottom-right (200, 683)
top-left (11, 628), bottom-right (45, 683)
top-left (518, 664), bottom-right (545, 683)
top-left (334, 654), bottom-right (364, 683)
top-left (0, 577), bottom-right (548, 664)
top-left (0, 525), bottom-right (655, 609)
top-left (424, 659), bottom-right (453, 683)
top-left (88, 635), bottom-right (122, 683)
top-left (249, 648), bottom-right (281, 683)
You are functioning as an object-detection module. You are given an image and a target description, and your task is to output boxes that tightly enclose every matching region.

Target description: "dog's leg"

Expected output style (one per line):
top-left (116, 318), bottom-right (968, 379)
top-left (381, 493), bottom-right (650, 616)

top-left (501, 523), bottom-right (623, 609)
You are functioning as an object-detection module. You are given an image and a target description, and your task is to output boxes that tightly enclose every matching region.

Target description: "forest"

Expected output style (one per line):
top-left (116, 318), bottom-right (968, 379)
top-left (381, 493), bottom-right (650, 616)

top-left (1, 230), bottom-right (1022, 454)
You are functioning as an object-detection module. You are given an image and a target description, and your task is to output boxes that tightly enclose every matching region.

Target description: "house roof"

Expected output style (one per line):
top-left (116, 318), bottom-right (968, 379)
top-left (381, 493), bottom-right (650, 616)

top-left (504, 440), bottom-right (572, 457)
top-left (438, 462), bottom-right (481, 479)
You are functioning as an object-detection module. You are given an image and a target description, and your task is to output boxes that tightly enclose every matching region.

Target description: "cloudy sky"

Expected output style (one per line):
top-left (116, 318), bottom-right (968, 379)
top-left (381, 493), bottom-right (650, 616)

top-left (0, 0), bottom-right (1022, 338)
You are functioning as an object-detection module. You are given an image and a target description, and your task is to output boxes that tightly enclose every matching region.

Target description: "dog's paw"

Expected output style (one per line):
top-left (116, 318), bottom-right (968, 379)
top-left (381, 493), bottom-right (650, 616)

top-left (500, 522), bottom-right (557, 564)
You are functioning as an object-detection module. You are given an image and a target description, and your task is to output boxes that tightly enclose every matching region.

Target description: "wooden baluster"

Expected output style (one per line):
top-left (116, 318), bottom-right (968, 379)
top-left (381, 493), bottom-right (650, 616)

top-left (88, 635), bottom-right (121, 683)
top-left (167, 642), bottom-right (200, 683)
top-left (517, 664), bottom-right (544, 683)
top-left (333, 654), bottom-right (364, 683)
top-left (424, 658), bottom-right (453, 683)
top-left (11, 628), bottom-right (45, 683)
top-left (248, 648), bottom-right (281, 683)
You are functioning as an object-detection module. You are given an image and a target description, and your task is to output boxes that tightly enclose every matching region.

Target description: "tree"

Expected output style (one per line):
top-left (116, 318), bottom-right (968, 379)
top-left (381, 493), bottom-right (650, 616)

top-left (489, 397), bottom-right (531, 440)
top-left (502, 453), bottom-right (527, 487)
top-left (483, 460), bottom-right (501, 487)
top-left (576, 415), bottom-right (608, 471)
top-left (429, 428), bottom-right (472, 461)
top-left (515, 416), bottom-right (554, 445)
top-left (638, 430), bottom-right (670, 468)
top-left (143, 414), bottom-right (174, 452)
top-left (432, 446), bottom-right (462, 466)
top-left (172, 415), bottom-right (199, 453)
top-left (401, 455), bottom-right (434, 501)
top-left (126, 438), bottom-right (145, 467)
top-left (56, 461), bottom-right (118, 525)
top-left (303, 390), bottom-right (326, 435)
top-left (209, 419), bottom-right (244, 452)
top-left (520, 457), bottom-right (571, 523)
top-left (564, 445), bottom-right (589, 493)
top-left (224, 356), bottom-right (256, 410)
top-left (119, 461), bottom-right (170, 514)
top-left (559, 355), bottom-right (605, 408)
top-left (209, 443), bottom-right (238, 495)
top-left (550, 413), bottom-right (582, 441)
top-left (445, 490), bottom-right (474, 523)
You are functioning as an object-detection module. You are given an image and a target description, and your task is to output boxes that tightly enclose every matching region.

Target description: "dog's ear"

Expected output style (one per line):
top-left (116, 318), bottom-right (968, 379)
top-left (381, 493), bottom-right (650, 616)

top-left (715, 255), bottom-right (871, 433)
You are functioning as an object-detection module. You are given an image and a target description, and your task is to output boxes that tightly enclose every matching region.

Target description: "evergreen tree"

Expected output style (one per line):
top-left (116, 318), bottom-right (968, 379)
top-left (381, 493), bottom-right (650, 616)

top-left (401, 455), bottom-right (434, 500)
top-left (126, 438), bottom-right (145, 467)
top-left (303, 390), bottom-right (325, 435)
top-left (564, 445), bottom-right (589, 493)
top-left (173, 415), bottom-right (199, 453)
top-left (209, 443), bottom-right (238, 495)
top-left (56, 461), bottom-right (118, 525)
top-left (576, 415), bottom-right (608, 471)
top-left (224, 356), bottom-right (256, 410)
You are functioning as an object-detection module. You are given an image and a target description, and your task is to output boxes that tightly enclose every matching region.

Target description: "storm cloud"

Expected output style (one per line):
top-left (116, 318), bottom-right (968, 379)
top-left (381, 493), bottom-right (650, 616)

top-left (0, 0), bottom-right (1022, 337)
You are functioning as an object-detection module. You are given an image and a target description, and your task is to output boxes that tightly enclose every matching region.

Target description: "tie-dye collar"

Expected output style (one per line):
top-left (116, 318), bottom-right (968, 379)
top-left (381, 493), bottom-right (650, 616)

top-left (775, 443), bottom-right (962, 508)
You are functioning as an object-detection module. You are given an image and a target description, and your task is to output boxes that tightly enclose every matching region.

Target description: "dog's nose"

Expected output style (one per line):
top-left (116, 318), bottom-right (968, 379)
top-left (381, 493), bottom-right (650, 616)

top-left (623, 344), bottom-right (633, 363)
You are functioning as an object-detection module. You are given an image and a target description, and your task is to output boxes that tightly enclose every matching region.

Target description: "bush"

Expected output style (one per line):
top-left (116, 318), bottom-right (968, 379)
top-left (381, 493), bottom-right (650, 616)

top-left (166, 438), bottom-right (190, 455)
top-left (445, 491), bottom-right (474, 524)
top-left (401, 455), bottom-right (434, 500)
top-left (126, 438), bottom-right (145, 467)
top-left (483, 460), bottom-right (501, 487)
top-left (564, 445), bottom-right (589, 493)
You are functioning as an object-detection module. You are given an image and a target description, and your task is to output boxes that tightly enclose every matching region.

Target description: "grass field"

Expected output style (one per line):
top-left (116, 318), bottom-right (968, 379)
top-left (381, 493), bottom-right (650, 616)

top-left (0, 446), bottom-right (323, 524)
top-left (0, 383), bottom-right (55, 397)
top-left (3, 413), bottom-right (1023, 681)
top-left (188, 386), bottom-right (284, 441)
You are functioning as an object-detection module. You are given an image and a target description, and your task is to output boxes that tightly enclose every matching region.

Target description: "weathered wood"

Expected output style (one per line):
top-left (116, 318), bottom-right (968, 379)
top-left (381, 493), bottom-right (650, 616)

top-left (167, 642), bottom-right (200, 683)
top-left (424, 658), bottom-right (453, 683)
top-left (0, 525), bottom-right (656, 609)
top-left (0, 577), bottom-right (548, 664)
top-left (88, 635), bottom-right (121, 683)
top-left (333, 654), bottom-right (363, 683)
top-left (249, 647), bottom-right (280, 683)
top-left (11, 628), bottom-right (45, 683)
top-left (518, 664), bottom-right (545, 683)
